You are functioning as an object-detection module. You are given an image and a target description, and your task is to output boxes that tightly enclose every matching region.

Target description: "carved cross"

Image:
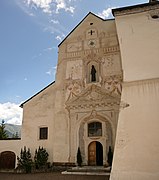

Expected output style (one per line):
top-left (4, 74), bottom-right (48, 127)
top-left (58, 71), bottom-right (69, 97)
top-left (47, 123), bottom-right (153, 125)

top-left (88, 30), bottom-right (95, 35)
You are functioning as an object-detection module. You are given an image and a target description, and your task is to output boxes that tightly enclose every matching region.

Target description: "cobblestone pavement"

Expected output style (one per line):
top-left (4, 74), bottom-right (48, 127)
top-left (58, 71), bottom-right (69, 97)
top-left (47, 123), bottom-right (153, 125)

top-left (0, 172), bottom-right (110, 180)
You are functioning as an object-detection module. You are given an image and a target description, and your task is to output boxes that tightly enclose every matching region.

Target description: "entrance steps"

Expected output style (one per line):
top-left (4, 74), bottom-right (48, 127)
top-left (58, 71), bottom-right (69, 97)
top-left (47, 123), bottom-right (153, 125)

top-left (62, 166), bottom-right (111, 176)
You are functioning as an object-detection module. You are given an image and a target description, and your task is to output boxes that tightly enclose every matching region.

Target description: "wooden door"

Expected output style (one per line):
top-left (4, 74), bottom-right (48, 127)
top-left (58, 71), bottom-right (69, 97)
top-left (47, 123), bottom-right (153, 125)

top-left (96, 141), bottom-right (103, 166)
top-left (88, 141), bottom-right (96, 165)
top-left (0, 151), bottom-right (16, 169)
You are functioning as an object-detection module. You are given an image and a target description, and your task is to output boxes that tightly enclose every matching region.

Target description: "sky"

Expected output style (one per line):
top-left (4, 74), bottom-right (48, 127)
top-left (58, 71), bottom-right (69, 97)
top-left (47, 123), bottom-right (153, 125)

top-left (0, 0), bottom-right (148, 125)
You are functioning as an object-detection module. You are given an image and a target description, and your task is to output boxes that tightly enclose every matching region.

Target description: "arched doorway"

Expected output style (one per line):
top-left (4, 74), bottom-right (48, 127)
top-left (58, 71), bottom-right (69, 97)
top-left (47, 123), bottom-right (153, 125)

top-left (88, 141), bottom-right (103, 166)
top-left (0, 151), bottom-right (16, 169)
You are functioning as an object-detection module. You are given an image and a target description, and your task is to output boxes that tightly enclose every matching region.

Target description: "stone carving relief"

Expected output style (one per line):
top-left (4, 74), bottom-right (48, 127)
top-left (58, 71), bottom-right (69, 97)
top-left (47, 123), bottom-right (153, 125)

top-left (90, 110), bottom-right (97, 118)
top-left (99, 32), bottom-right (105, 38)
top-left (148, 9), bottom-right (159, 19)
top-left (84, 39), bottom-right (100, 50)
top-left (103, 75), bottom-right (122, 95)
top-left (102, 55), bottom-right (114, 68)
top-left (84, 52), bottom-right (102, 68)
top-left (65, 81), bottom-right (83, 101)
top-left (101, 56), bottom-right (114, 76)
top-left (86, 28), bottom-right (97, 39)
top-left (101, 54), bottom-right (121, 76)
top-left (86, 91), bottom-right (103, 101)
top-left (86, 52), bottom-right (98, 62)
top-left (67, 42), bottom-right (82, 52)
top-left (66, 60), bottom-right (83, 80)
top-left (65, 84), bottom-right (120, 110)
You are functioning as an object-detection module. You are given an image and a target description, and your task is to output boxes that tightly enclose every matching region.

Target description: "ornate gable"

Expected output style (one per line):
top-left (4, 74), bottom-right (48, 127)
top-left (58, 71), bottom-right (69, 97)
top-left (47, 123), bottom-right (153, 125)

top-left (66, 84), bottom-right (120, 110)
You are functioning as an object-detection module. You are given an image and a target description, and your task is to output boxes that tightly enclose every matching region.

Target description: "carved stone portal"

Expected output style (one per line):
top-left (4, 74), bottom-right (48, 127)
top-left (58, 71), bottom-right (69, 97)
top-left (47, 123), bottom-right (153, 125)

top-left (103, 75), bottom-right (122, 95)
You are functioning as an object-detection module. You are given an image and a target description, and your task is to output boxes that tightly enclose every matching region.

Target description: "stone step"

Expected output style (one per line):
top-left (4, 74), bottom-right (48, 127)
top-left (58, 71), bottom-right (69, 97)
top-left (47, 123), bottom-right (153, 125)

top-left (62, 166), bottom-right (111, 176)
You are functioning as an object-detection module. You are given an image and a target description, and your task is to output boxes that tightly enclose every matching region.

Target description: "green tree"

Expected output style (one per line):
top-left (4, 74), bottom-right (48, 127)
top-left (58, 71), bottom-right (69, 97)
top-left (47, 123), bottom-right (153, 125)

top-left (34, 146), bottom-right (49, 170)
top-left (77, 147), bottom-right (82, 166)
top-left (17, 146), bottom-right (33, 173)
top-left (0, 120), bottom-right (8, 139)
top-left (107, 146), bottom-right (113, 167)
top-left (12, 132), bottom-right (19, 138)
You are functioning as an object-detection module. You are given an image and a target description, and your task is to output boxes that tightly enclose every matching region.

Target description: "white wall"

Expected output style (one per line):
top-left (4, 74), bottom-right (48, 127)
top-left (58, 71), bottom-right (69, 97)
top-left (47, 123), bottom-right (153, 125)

top-left (111, 79), bottom-right (159, 180)
top-left (111, 5), bottom-right (159, 180)
top-left (21, 84), bottom-right (56, 163)
top-left (0, 140), bottom-right (21, 166)
top-left (115, 11), bottom-right (159, 82)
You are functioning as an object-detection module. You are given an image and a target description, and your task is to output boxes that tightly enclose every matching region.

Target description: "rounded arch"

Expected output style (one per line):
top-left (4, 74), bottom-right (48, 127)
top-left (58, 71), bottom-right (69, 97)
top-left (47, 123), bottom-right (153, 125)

top-left (0, 151), bottom-right (16, 169)
top-left (75, 111), bottom-right (115, 163)
top-left (76, 111), bottom-right (115, 139)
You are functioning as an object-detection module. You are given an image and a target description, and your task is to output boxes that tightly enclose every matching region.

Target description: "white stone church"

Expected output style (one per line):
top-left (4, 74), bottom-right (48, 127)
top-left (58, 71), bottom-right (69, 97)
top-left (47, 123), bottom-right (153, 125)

top-left (0, 1), bottom-right (159, 179)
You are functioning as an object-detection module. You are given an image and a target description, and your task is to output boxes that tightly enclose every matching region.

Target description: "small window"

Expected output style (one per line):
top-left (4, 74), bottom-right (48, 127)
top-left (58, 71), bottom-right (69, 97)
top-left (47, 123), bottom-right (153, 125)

top-left (88, 122), bottom-right (102, 137)
top-left (39, 127), bottom-right (48, 140)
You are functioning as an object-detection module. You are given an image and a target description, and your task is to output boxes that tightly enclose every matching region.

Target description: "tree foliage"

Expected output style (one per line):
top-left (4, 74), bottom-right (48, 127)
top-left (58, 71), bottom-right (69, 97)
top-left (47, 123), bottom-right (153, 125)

top-left (34, 146), bottom-right (49, 169)
top-left (12, 132), bottom-right (19, 138)
top-left (0, 120), bottom-right (8, 139)
top-left (77, 147), bottom-right (82, 166)
top-left (17, 146), bottom-right (33, 173)
top-left (107, 146), bottom-right (113, 167)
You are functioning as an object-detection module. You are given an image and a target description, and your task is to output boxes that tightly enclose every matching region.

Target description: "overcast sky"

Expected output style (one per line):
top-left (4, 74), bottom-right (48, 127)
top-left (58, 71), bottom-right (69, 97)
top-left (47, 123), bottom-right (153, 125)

top-left (0, 0), bottom-right (148, 125)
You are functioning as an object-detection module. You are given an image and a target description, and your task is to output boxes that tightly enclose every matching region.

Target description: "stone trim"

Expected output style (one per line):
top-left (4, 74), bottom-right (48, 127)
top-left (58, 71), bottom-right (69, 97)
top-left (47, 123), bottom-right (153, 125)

top-left (66, 46), bottom-right (119, 58)
top-left (123, 77), bottom-right (159, 87)
top-left (52, 162), bottom-right (76, 166)
top-left (113, 2), bottom-right (159, 16)
top-left (67, 101), bottom-right (120, 110)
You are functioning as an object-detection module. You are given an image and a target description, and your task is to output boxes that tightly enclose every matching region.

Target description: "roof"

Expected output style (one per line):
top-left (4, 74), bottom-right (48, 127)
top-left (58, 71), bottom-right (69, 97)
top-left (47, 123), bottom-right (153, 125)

top-left (58, 12), bottom-right (114, 47)
top-left (20, 81), bottom-right (55, 108)
top-left (112, 1), bottom-right (159, 16)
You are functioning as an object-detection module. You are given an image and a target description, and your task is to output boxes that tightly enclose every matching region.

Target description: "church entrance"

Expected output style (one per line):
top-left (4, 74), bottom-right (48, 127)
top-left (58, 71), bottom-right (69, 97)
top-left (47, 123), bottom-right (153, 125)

top-left (0, 151), bottom-right (16, 169)
top-left (88, 141), bottom-right (103, 166)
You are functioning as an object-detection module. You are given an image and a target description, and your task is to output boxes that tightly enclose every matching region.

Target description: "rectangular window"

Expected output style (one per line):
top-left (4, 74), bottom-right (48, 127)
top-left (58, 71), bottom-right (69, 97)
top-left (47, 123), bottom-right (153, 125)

top-left (88, 122), bottom-right (102, 137)
top-left (39, 127), bottom-right (48, 140)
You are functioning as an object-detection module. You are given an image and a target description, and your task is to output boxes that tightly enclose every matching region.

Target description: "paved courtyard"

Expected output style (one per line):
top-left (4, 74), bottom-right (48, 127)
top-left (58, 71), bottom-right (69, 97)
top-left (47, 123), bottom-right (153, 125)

top-left (0, 172), bottom-right (109, 180)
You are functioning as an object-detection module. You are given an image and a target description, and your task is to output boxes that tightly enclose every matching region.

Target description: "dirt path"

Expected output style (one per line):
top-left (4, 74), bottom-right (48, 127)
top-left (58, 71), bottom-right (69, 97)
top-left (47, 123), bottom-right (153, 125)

top-left (0, 172), bottom-right (109, 180)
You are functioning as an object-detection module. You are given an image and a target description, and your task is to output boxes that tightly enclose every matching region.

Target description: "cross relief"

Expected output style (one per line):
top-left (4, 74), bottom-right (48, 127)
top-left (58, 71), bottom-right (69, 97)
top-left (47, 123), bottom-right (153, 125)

top-left (86, 28), bottom-right (97, 39)
top-left (88, 30), bottom-right (95, 35)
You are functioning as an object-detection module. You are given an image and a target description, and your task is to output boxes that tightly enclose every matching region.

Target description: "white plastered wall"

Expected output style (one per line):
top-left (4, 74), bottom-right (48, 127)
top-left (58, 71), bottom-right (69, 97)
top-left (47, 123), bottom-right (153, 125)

top-left (111, 8), bottom-right (159, 180)
top-left (115, 11), bottom-right (159, 82)
top-left (0, 140), bottom-right (21, 166)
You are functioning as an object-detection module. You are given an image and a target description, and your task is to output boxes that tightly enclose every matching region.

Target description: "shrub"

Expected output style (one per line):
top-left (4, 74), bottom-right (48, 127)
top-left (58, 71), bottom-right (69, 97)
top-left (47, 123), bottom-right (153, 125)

top-left (34, 146), bottom-right (49, 170)
top-left (107, 146), bottom-right (113, 167)
top-left (77, 147), bottom-right (82, 166)
top-left (17, 146), bottom-right (33, 173)
top-left (0, 120), bottom-right (8, 139)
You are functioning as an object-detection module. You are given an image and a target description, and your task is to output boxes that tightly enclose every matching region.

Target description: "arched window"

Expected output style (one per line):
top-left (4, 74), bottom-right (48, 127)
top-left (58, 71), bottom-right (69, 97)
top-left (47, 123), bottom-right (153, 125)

top-left (87, 62), bottom-right (99, 83)
top-left (88, 122), bottom-right (102, 137)
top-left (91, 65), bottom-right (96, 82)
